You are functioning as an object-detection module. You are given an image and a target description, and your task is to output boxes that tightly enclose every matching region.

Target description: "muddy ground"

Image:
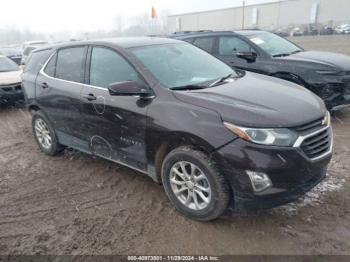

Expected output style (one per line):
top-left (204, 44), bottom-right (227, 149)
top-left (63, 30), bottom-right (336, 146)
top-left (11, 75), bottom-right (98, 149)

top-left (0, 35), bottom-right (350, 255)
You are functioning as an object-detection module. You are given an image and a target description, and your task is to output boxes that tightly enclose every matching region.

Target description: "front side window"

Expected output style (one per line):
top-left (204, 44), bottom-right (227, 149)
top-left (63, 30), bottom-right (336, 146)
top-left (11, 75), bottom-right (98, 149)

top-left (55, 47), bottom-right (85, 82)
top-left (218, 37), bottom-right (253, 55)
top-left (89, 47), bottom-right (139, 88)
top-left (130, 43), bottom-right (235, 88)
top-left (246, 32), bottom-right (302, 57)
top-left (193, 37), bottom-right (215, 53)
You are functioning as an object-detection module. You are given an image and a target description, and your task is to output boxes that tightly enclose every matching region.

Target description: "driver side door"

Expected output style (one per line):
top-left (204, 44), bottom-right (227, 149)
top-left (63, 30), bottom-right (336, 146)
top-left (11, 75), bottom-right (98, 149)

top-left (80, 46), bottom-right (151, 171)
top-left (214, 36), bottom-right (262, 73)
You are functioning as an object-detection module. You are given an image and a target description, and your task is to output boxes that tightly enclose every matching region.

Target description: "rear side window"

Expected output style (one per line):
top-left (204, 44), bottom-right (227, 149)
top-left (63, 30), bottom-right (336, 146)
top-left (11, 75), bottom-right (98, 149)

top-left (89, 47), bottom-right (139, 88)
top-left (218, 37), bottom-right (253, 55)
top-left (24, 49), bottom-right (52, 74)
top-left (55, 47), bottom-right (85, 83)
top-left (193, 37), bottom-right (215, 53)
top-left (44, 53), bottom-right (57, 77)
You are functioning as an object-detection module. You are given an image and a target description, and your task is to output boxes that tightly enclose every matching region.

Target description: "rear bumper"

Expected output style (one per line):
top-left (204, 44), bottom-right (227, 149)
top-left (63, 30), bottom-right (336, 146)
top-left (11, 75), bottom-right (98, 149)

top-left (215, 137), bottom-right (332, 213)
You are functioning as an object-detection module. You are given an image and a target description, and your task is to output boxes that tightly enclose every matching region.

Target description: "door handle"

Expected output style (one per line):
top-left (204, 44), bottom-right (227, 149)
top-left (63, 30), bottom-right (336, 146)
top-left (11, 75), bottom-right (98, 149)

top-left (82, 93), bottom-right (97, 101)
top-left (41, 82), bottom-right (49, 89)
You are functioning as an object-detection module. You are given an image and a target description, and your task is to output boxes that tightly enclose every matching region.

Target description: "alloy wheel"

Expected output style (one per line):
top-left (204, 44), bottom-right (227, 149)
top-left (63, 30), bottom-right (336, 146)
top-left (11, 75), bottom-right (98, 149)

top-left (169, 161), bottom-right (212, 210)
top-left (34, 118), bottom-right (52, 150)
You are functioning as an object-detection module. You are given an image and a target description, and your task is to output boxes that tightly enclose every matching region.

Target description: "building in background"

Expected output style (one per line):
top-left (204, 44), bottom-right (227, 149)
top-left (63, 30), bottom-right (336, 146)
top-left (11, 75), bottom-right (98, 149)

top-left (168, 0), bottom-right (350, 34)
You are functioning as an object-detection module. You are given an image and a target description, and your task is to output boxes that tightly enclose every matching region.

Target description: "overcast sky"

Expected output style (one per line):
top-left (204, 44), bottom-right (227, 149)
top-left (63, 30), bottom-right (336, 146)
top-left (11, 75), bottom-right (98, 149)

top-left (0, 0), bottom-right (283, 32)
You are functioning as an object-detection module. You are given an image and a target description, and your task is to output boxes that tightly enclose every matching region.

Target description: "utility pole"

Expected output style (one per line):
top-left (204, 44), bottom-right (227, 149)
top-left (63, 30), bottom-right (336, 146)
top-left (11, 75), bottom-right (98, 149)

top-left (242, 0), bottom-right (245, 29)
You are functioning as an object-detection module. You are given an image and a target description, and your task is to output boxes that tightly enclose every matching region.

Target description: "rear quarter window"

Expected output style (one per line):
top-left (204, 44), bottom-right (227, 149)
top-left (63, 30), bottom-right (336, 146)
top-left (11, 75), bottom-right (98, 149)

top-left (192, 37), bottom-right (215, 53)
top-left (24, 49), bottom-right (53, 74)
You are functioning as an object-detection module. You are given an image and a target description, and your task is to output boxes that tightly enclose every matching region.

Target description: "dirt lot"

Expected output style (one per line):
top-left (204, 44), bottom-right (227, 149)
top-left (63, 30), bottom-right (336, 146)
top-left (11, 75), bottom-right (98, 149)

top-left (0, 35), bottom-right (350, 255)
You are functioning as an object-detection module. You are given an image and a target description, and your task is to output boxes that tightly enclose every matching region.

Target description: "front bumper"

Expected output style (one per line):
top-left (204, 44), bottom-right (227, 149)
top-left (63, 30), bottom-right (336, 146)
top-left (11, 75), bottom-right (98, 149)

top-left (0, 83), bottom-right (24, 105)
top-left (310, 74), bottom-right (350, 110)
top-left (215, 137), bottom-right (332, 213)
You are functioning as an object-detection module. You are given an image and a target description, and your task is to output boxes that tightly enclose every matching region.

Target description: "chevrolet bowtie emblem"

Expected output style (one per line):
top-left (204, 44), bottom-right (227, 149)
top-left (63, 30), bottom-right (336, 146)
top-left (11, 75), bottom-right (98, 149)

top-left (322, 114), bottom-right (329, 126)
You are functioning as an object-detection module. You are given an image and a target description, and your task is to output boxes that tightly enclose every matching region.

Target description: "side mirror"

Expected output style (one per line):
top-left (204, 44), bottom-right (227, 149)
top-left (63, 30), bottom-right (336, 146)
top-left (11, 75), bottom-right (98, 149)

top-left (236, 52), bottom-right (257, 63)
top-left (108, 81), bottom-right (152, 98)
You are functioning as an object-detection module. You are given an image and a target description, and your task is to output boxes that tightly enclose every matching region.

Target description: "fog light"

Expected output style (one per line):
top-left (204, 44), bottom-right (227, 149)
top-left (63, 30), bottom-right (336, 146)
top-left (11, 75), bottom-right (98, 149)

top-left (246, 171), bottom-right (272, 192)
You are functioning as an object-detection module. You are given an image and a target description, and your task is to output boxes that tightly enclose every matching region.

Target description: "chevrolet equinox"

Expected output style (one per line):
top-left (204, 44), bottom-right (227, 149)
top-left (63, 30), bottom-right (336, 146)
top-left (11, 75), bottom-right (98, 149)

top-left (22, 38), bottom-right (333, 221)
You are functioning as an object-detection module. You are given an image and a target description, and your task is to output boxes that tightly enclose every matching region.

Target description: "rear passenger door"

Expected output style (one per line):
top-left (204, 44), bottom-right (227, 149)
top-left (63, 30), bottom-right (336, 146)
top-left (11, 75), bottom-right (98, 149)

top-left (21, 48), bottom-right (53, 103)
top-left (80, 46), bottom-right (150, 171)
top-left (36, 46), bottom-right (88, 147)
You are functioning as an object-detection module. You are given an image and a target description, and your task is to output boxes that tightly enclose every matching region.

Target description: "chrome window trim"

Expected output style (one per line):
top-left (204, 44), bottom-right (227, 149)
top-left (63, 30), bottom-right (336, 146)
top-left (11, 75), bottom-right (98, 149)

top-left (39, 49), bottom-right (154, 94)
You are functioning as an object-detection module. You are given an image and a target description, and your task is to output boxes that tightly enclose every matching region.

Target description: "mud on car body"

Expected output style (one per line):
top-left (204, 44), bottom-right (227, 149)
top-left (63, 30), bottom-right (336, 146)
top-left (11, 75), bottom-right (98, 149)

top-left (170, 30), bottom-right (350, 111)
top-left (22, 38), bottom-right (332, 221)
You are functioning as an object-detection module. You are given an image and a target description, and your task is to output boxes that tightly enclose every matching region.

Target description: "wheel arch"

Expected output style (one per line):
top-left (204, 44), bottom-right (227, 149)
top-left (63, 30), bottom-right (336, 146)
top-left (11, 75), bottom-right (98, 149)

top-left (271, 71), bottom-right (307, 87)
top-left (150, 131), bottom-right (218, 183)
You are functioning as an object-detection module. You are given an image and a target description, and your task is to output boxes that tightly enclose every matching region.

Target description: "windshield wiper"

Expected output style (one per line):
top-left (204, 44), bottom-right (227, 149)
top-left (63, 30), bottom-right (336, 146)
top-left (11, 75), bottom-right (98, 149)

top-left (273, 50), bottom-right (303, 57)
top-left (273, 53), bottom-right (291, 57)
top-left (170, 85), bottom-right (206, 91)
top-left (209, 73), bottom-right (235, 87)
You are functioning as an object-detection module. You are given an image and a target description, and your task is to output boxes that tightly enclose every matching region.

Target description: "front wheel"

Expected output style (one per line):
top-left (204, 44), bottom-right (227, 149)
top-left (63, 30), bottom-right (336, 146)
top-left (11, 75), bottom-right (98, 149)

top-left (161, 147), bottom-right (230, 221)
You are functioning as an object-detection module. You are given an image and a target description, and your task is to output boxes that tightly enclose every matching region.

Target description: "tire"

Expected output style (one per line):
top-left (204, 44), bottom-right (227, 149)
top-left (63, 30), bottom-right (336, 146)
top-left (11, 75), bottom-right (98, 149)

top-left (32, 110), bottom-right (64, 156)
top-left (161, 146), bottom-right (230, 221)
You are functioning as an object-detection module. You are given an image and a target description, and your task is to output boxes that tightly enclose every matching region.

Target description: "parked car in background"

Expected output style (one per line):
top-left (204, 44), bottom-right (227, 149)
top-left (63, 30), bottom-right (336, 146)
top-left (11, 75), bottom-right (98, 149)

top-left (0, 47), bottom-right (23, 65)
top-left (271, 29), bottom-right (289, 37)
top-left (22, 38), bottom-right (332, 221)
top-left (335, 24), bottom-right (350, 34)
top-left (0, 55), bottom-right (23, 105)
top-left (303, 24), bottom-right (319, 36)
top-left (290, 27), bottom-right (304, 36)
top-left (320, 26), bottom-right (334, 35)
top-left (22, 40), bottom-right (48, 50)
top-left (170, 30), bottom-right (350, 110)
top-left (21, 43), bottom-right (48, 65)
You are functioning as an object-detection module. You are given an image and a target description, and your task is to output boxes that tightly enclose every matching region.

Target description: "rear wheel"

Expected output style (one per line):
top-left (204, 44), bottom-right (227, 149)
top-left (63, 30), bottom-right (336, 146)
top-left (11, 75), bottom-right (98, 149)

top-left (161, 147), bottom-right (230, 221)
top-left (32, 110), bottom-right (64, 156)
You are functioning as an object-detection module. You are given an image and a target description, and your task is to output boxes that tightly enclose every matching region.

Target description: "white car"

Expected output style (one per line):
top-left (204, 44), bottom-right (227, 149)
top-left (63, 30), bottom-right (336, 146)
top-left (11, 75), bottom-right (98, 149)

top-left (0, 55), bottom-right (23, 105)
top-left (335, 24), bottom-right (350, 34)
top-left (22, 40), bottom-right (48, 50)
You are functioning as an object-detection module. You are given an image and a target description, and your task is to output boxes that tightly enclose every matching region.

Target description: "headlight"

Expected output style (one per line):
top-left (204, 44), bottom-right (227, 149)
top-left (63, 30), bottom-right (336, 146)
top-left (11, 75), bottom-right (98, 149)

top-left (223, 122), bottom-right (298, 146)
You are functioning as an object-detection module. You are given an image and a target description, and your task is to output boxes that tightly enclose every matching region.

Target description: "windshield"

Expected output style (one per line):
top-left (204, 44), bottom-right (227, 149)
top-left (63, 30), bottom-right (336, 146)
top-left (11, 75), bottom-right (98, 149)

top-left (247, 32), bottom-right (302, 57)
top-left (0, 56), bottom-right (19, 72)
top-left (129, 43), bottom-right (235, 88)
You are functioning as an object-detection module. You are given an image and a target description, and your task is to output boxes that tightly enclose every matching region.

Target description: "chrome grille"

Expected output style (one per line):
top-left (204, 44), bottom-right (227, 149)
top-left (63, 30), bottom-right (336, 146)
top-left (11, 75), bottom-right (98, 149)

top-left (294, 117), bottom-right (324, 134)
top-left (300, 128), bottom-right (331, 159)
top-left (0, 83), bottom-right (22, 92)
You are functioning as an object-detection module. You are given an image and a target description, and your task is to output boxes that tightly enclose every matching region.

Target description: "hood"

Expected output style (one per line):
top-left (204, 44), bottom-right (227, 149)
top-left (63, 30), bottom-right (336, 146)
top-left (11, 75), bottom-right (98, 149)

top-left (0, 70), bottom-right (22, 85)
top-left (173, 72), bottom-right (326, 128)
top-left (282, 51), bottom-right (350, 71)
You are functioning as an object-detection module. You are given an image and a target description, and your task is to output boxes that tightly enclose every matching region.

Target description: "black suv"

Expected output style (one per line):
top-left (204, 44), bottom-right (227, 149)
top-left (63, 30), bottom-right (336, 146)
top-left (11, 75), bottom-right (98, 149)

top-left (22, 38), bottom-right (332, 221)
top-left (170, 30), bottom-right (350, 110)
